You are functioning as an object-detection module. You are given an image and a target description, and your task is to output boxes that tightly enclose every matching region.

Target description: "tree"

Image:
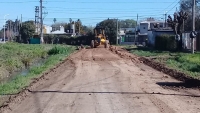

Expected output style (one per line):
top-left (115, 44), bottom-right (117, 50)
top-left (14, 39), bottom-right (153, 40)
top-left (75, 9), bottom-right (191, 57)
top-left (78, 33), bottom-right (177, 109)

top-left (167, 11), bottom-right (188, 50)
top-left (53, 18), bottom-right (56, 23)
top-left (180, 0), bottom-right (200, 31)
top-left (20, 21), bottom-right (35, 43)
top-left (5, 20), bottom-right (15, 41)
top-left (119, 19), bottom-right (137, 28)
top-left (96, 19), bottom-right (118, 44)
top-left (82, 25), bottom-right (94, 35)
top-left (64, 23), bottom-right (71, 33)
top-left (75, 19), bottom-right (82, 34)
top-left (77, 19), bottom-right (81, 34)
top-left (0, 29), bottom-right (3, 38)
top-left (69, 18), bottom-right (72, 24)
top-left (96, 19), bottom-right (137, 44)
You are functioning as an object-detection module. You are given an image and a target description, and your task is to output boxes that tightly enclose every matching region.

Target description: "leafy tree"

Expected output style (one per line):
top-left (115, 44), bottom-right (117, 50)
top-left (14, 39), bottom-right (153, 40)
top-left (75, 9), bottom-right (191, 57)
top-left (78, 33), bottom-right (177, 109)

top-left (20, 21), bottom-right (35, 43)
top-left (119, 19), bottom-right (136, 28)
top-left (82, 25), bottom-right (94, 35)
top-left (97, 19), bottom-right (118, 44)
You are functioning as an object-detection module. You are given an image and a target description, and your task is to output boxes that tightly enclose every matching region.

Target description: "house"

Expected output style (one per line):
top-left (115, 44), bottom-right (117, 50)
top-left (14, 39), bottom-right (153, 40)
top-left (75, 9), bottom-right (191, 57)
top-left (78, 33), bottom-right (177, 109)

top-left (148, 29), bottom-right (174, 46)
top-left (50, 26), bottom-right (66, 34)
top-left (119, 28), bottom-right (137, 45)
top-left (35, 23), bottom-right (76, 36)
top-left (138, 20), bottom-right (172, 46)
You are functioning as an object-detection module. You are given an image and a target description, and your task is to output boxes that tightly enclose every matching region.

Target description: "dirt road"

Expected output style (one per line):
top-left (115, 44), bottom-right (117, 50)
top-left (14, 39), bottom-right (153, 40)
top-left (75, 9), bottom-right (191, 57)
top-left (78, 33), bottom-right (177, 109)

top-left (2, 48), bottom-right (200, 113)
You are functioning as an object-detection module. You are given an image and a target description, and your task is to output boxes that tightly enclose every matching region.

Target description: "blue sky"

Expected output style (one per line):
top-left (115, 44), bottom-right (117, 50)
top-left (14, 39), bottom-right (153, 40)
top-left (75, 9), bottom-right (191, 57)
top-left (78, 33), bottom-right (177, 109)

top-left (0, 0), bottom-right (180, 28)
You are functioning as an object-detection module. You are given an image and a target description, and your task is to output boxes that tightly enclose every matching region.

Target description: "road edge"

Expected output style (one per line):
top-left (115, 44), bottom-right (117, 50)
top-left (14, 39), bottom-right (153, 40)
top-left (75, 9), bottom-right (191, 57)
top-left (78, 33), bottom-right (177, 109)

top-left (109, 46), bottom-right (200, 86)
top-left (0, 49), bottom-right (81, 111)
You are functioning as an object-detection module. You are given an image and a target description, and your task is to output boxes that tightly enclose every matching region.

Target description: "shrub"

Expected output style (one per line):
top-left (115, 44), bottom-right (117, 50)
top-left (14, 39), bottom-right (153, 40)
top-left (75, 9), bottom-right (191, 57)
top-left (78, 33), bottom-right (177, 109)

top-left (48, 46), bottom-right (68, 55)
top-left (155, 34), bottom-right (176, 51)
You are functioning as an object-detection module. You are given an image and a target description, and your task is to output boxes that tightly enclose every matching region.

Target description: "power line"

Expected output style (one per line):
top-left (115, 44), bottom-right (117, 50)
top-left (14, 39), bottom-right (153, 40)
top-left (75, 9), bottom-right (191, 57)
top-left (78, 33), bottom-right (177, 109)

top-left (162, 0), bottom-right (179, 12)
top-left (167, 1), bottom-right (180, 13)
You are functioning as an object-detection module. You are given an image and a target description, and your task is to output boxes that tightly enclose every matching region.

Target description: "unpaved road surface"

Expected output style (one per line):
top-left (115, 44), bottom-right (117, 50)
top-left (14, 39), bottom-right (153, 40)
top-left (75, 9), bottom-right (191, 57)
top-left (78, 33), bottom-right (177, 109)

top-left (2, 48), bottom-right (200, 113)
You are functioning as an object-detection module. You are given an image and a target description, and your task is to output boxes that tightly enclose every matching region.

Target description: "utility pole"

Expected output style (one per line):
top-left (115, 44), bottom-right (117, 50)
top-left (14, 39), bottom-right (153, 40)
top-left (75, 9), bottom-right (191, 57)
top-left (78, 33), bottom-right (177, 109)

top-left (40, 0), bottom-right (44, 44)
top-left (192, 0), bottom-right (195, 54)
top-left (4, 14), bottom-right (9, 43)
top-left (9, 21), bottom-right (11, 41)
top-left (19, 14), bottom-right (22, 43)
top-left (165, 12), bottom-right (167, 28)
top-left (134, 14), bottom-right (138, 45)
top-left (35, 6), bottom-right (39, 35)
top-left (116, 18), bottom-right (118, 45)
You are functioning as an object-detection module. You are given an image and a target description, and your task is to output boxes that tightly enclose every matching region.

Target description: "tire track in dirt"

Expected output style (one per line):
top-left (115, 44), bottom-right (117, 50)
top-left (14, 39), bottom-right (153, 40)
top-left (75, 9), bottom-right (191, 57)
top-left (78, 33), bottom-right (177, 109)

top-left (1, 47), bottom-right (200, 113)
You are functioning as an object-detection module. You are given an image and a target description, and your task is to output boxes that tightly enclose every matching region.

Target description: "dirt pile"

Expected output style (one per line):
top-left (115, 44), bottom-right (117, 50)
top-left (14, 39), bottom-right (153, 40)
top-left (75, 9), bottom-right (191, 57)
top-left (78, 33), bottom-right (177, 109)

top-left (109, 46), bottom-right (200, 87)
top-left (109, 46), bottom-right (140, 63)
top-left (139, 57), bottom-right (200, 86)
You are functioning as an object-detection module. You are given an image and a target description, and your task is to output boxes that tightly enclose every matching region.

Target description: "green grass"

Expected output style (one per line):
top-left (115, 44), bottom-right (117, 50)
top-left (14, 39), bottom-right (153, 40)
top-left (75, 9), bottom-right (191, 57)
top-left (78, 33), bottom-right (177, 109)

top-left (0, 44), bottom-right (76, 95)
top-left (125, 46), bottom-right (169, 57)
top-left (166, 53), bottom-right (200, 78)
top-left (124, 46), bottom-right (200, 78)
top-left (0, 42), bottom-right (53, 76)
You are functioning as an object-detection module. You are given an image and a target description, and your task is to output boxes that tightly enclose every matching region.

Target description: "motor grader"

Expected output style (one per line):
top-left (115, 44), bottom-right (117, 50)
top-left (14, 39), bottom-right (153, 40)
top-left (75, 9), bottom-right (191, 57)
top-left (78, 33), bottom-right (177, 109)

top-left (90, 26), bottom-right (109, 48)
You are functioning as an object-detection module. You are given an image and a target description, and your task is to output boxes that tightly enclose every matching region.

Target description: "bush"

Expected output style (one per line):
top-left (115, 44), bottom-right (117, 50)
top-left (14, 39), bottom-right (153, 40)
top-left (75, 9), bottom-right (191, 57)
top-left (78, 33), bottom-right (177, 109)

top-left (155, 34), bottom-right (176, 51)
top-left (48, 46), bottom-right (69, 55)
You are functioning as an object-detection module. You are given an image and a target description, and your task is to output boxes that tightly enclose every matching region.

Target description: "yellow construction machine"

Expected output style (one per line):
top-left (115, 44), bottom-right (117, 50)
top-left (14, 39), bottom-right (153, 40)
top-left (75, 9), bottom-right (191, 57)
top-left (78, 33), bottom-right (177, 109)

top-left (91, 26), bottom-right (109, 48)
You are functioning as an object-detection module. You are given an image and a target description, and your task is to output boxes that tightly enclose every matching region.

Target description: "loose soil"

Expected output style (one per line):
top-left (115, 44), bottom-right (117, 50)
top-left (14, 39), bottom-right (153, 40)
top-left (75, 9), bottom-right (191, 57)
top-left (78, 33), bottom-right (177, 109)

top-left (1, 47), bottom-right (200, 113)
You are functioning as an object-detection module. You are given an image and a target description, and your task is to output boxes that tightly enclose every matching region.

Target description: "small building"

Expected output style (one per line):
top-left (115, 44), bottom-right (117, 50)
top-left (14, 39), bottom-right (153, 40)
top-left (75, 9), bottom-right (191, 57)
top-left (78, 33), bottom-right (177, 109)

top-left (35, 23), bottom-right (76, 36)
top-left (148, 29), bottom-right (174, 46)
top-left (119, 28), bottom-right (137, 45)
top-left (138, 20), bottom-right (172, 46)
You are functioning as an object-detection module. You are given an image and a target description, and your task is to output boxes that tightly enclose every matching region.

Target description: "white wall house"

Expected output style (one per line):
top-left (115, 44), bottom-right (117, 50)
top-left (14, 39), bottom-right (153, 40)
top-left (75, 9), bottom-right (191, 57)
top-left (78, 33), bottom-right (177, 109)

top-left (139, 21), bottom-right (167, 35)
top-left (139, 22), bottom-right (149, 35)
top-left (139, 20), bottom-right (173, 46)
top-left (50, 26), bottom-right (66, 34)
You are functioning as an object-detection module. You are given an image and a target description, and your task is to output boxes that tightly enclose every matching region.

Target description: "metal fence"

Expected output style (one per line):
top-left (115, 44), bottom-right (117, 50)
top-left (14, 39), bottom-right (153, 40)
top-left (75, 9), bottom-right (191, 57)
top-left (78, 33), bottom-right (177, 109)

top-left (181, 33), bottom-right (200, 51)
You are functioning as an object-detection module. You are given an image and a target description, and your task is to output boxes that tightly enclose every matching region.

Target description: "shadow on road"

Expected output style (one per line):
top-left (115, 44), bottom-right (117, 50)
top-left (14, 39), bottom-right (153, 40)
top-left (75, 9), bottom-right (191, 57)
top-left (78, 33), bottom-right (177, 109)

top-left (157, 81), bottom-right (200, 88)
top-left (28, 89), bottom-right (200, 98)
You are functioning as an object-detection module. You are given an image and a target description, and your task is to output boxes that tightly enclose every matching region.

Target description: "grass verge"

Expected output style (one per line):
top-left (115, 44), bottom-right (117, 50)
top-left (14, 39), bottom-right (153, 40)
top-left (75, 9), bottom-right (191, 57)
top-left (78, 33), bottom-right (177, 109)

top-left (125, 46), bottom-right (200, 78)
top-left (0, 42), bottom-right (54, 79)
top-left (0, 45), bottom-right (76, 95)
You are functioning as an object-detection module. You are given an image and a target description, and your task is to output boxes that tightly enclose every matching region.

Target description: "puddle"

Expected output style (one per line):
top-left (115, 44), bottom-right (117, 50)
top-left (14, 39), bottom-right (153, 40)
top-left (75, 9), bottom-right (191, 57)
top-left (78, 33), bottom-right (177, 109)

top-left (0, 58), bottom-right (47, 84)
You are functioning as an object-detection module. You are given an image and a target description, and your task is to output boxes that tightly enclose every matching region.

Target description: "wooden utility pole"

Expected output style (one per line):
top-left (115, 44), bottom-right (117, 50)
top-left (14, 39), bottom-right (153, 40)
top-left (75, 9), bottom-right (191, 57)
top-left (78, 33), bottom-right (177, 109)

top-left (192, 0), bottom-right (195, 54)
top-left (40, 0), bottom-right (44, 44)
